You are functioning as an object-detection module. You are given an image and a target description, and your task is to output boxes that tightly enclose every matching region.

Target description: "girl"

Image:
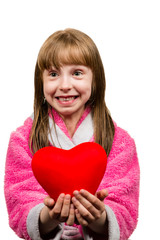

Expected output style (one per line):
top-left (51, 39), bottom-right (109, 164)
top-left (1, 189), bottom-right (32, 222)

top-left (4, 28), bottom-right (140, 240)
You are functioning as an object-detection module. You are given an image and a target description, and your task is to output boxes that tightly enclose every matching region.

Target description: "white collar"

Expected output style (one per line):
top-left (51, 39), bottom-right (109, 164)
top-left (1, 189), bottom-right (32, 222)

top-left (48, 112), bottom-right (94, 150)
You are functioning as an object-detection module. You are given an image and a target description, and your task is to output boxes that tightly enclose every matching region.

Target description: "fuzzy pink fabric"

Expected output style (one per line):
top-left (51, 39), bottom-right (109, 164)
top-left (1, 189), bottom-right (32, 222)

top-left (97, 124), bottom-right (140, 239)
top-left (4, 111), bottom-right (140, 240)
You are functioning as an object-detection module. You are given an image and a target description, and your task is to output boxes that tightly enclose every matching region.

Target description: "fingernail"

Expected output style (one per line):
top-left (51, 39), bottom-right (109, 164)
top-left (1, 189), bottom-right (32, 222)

top-left (80, 189), bottom-right (85, 194)
top-left (60, 193), bottom-right (65, 198)
top-left (65, 194), bottom-right (71, 200)
top-left (73, 190), bottom-right (79, 196)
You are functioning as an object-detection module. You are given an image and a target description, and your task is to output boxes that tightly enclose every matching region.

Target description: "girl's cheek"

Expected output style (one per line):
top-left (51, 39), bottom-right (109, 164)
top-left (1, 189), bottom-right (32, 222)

top-left (43, 82), bottom-right (57, 95)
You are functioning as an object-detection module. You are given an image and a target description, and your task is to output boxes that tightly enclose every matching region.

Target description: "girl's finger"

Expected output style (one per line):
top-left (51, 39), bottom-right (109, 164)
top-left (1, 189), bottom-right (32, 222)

top-left (44, 196), bottom-right (55, 208)
top-left (75, 190), bottom-right (105, 212)
top-left (66, 204), bottom-right (75, 226)
top-left (59, 194), bottom-right (71, 222)
top-left (73, 191), bottom-right (100, 219)
top-left (95, 189), bottom-right (108, 201)
top-left (75, 209), bottom-right (88, 227)
top-left (72, 197), bottom-right (95, 223)
top-left (50, 193), bottom-right (65, 219)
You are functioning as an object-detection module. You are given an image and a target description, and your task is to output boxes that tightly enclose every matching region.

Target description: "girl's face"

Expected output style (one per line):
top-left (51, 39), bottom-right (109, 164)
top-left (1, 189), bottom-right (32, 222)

top-left (43, 64), bottom-right (93, 119)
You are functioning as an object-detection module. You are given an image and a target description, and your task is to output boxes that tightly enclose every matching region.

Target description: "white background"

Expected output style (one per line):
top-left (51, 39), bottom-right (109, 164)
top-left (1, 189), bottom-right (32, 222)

top-left (0, 0), bottom-right (160, 239)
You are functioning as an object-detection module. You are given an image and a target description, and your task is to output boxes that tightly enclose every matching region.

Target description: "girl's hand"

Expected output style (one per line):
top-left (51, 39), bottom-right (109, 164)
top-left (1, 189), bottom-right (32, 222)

top-left (72, 189), bottom-right (108, 235)
top-left (39, 194), bottom-right (75, 236)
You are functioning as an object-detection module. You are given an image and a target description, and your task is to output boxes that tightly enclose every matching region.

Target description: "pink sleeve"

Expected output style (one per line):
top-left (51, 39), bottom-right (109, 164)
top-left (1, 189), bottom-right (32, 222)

top-left (4, 117), bottom-right (47, 239)
top-left (98, 125), bottom-right (140, 240)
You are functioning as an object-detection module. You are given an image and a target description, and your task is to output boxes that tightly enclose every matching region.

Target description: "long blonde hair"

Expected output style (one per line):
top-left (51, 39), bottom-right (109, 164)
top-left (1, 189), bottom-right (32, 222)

top-left (29, 28), bottom-right (115, 156)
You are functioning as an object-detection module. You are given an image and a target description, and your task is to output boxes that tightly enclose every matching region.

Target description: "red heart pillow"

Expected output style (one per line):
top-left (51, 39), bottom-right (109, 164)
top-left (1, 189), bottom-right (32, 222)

top-left (32, 142), bottom-right (107, 201)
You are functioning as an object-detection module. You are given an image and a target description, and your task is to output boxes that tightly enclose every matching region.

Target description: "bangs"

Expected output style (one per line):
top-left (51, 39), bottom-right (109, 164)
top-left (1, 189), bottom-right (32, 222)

top-left (37, 34), bottom-right (93, 71)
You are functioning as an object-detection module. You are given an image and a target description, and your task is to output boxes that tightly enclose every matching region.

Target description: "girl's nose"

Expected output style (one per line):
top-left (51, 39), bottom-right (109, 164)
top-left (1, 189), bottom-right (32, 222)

top-left (59, 76), bottom-right (72, 92)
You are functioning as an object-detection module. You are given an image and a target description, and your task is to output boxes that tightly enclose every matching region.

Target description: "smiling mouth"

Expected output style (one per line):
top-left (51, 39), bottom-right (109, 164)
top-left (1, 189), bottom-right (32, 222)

top-left (55, 96), bottom-right (79, 102)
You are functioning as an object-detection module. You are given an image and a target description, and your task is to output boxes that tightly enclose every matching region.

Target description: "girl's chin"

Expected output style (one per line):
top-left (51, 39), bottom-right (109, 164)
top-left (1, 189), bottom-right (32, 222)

top-left (54, 106), bottom-right (85, 119)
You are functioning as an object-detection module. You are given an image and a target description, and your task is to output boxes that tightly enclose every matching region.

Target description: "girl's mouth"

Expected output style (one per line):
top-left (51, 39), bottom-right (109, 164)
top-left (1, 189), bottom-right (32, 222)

top-left (55, 96), bottom-right (79, 104)
top-left (56, 96), bottom-right (78, 101)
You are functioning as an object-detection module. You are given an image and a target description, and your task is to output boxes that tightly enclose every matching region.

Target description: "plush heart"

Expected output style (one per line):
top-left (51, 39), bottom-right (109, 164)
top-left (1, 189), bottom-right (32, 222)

top-left (32, 142), bottom-right (107, 201)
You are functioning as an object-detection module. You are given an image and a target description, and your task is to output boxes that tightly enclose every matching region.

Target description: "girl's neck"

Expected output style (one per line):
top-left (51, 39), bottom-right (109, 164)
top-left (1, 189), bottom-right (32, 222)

top-left (60, 109), bottom-right (84, 138)
top-left (51, 106), bottom-right (91, 138)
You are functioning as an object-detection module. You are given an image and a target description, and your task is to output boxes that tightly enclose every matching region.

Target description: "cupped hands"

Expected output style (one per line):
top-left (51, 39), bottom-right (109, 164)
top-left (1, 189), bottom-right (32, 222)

top-left (40, 189), bottom-right (108, 236)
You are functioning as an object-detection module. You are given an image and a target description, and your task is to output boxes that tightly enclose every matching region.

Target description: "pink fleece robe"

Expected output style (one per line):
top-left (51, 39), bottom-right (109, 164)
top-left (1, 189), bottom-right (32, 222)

top-left (4, 109), bottom-right (140, 240)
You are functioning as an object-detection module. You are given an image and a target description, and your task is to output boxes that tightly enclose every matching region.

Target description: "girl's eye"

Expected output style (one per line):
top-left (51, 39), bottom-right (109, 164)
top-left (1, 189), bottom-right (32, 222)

top-left (50, 72), bottom-right (58, 77)
top-left (74, 71), bottom-right (83, 76)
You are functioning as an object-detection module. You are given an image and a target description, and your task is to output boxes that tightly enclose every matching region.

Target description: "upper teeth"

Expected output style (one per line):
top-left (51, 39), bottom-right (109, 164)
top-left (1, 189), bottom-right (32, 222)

top-left (58, 97), bottom-right (75, 101)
